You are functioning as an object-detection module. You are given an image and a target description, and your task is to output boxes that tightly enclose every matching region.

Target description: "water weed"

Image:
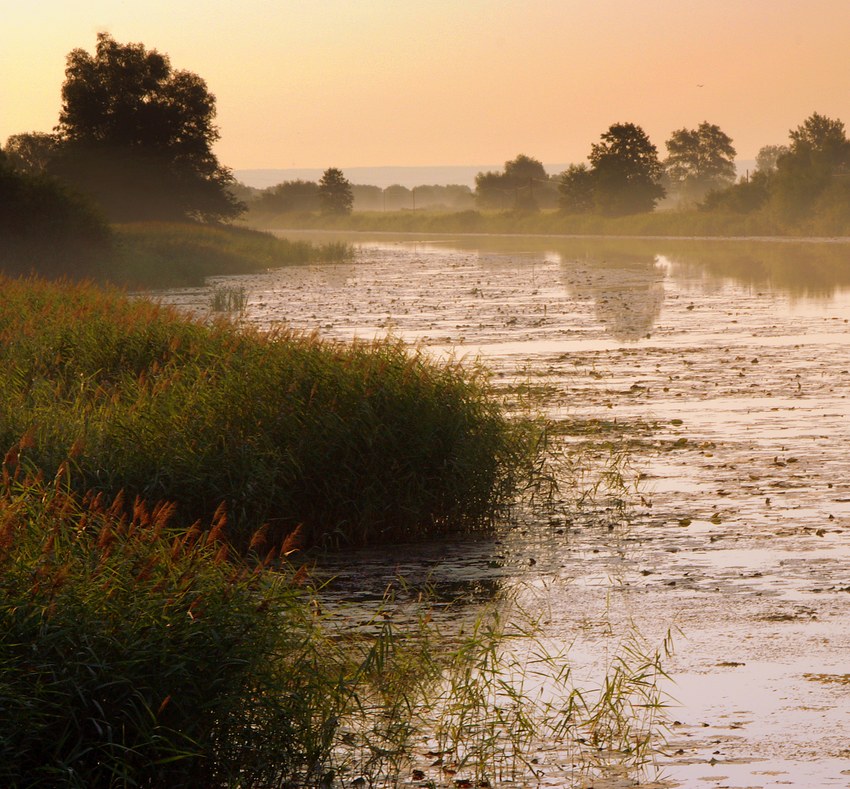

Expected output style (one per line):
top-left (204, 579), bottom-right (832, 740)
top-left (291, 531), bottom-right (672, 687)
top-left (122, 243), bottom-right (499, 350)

top-left (209, 283), bottom-right (248, 313)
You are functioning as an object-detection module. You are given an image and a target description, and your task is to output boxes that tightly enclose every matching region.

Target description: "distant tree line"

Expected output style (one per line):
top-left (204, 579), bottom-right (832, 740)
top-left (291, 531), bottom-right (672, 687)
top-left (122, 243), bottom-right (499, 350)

top-left (248, 178), bottom-right (475, 216)
top-left (5, 34), bottom-right (849, 230)
top-left (473, 112), bottom-right (850, 223)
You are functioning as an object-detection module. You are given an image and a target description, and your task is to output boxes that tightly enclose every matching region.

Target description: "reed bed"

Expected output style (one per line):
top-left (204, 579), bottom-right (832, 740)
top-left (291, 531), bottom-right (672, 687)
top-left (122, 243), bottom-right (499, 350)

top-left (258, 205), bottom-right (805, 237)
top-left (0, 461), bottom-right (670, 786)
top-left (0, 461), bottom-right (423, 787)
top-left (0, 275), bottom-right (538, 551)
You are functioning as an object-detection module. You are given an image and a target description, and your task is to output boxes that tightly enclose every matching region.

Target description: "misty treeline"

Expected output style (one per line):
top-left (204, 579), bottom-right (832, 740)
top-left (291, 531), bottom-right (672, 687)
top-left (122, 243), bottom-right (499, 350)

top-left (5, 31), bottom-right (850, 235)
top-left (480, 114), bottom-right (850, 224)
top-left (247, 179), bottom-right (476, 216)
top-left (243, 113), bottom-right (850, 229)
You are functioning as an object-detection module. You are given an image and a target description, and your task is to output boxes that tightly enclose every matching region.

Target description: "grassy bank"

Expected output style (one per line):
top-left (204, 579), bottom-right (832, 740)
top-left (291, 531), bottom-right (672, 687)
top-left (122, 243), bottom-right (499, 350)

top-left (0, 218), bottom-right (352, 288)
top-left (112, 221), bottom-right (352, 287)
top-left (248, 206), bottom-right (850, 238)
top-left (0, 276), bottom-right (539, 551)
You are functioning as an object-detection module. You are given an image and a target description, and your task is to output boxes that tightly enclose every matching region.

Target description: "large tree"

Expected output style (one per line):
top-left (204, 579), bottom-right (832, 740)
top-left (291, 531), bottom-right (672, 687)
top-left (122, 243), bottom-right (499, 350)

top-left (664, 121), bottom-right (736, 205)
top-left (475, 154), bottom-right (555, 211)
top-left (318, 168), bottom-right (353, 215)
top-left (588, 123), bottom-right (665, 215)
top-left (49, 33), bottom-right (242, 222)
top-left (772, 112), bottom-right (850, 219)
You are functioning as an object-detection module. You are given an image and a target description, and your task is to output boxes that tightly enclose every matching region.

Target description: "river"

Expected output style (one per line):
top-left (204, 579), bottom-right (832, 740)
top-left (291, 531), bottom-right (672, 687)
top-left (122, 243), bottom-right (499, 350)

top-left (158, 232), bottom-right (850, 788)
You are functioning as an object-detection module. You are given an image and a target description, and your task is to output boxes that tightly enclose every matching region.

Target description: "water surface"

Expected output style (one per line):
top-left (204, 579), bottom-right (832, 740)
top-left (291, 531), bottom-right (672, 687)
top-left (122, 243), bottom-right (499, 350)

top-left (159, 233), bottom-right (850, 787)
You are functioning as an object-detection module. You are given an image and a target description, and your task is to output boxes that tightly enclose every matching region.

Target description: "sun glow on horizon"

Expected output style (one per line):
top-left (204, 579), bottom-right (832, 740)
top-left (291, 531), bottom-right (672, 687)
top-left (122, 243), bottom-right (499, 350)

top-left (3, 0), bottom-right (850, 171)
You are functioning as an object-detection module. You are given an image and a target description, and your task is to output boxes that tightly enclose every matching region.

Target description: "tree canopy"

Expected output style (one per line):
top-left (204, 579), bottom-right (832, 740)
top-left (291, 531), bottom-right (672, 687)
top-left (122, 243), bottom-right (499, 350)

top-left (754, 144), bottom-right (788, 174)
top-left (475, 154), bottom-right (555, 211)
top-left (557, 164), bottom-right (595, 213)
top-left (664, 121), bottom-right (736, 205)
top-left (771, 112), bottom-right (850, 219)
top-left (49, 33), bottom-right (242, 223)
top-left (587, 123), bottom-right (665, 215)
top-left (318, 168), bottom-right (354, 215)
top-left (3, 133), bottom-right (60, 176)
top-left (255, 180), bottom-right (321, 214)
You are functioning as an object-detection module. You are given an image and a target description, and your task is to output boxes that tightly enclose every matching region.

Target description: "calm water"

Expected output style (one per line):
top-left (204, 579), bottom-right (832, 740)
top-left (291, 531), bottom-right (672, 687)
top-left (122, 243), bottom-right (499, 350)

top-left (159, 233), bottom-right (850, 787)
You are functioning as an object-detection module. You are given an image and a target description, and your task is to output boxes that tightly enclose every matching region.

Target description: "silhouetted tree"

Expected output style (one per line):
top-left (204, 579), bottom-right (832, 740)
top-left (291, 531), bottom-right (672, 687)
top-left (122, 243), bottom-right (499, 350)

top-left (376, 184), bottom-right (408, 211)
top-left (700, 170), bottom-right (771, 214)
top-left (755, 144), bottom-right (788, 174)
top-left (49, 33), bottom-right (242, 222)
top-left (3, 133), bottom-right (60, 175)
top-left (771, 112), bottom-right (850, 219)
top-left (255, 180), bottom-right (320, 214)
top-left (318, 168), bottom-right (353, 215)
top-left (474, 170), bottom-right (510, 210)
top-left (589, 123), bottom-right (665, 215)
top-left (558, 163), bottom-right (595, 213)
top-left (351, 184), bottom-right (383, 211)
top-left (664, 121), bottom-right (736, 205)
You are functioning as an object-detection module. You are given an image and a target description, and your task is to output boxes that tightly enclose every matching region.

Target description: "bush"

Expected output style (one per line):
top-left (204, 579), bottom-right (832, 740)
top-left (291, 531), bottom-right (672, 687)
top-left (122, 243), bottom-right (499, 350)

top-left (0, 163), bottom-right (112, 278)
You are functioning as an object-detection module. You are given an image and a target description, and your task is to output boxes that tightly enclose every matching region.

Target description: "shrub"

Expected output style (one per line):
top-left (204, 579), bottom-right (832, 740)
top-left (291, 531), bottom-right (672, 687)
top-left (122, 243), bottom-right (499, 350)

top-left (0, 163), bottom-right (112, 278)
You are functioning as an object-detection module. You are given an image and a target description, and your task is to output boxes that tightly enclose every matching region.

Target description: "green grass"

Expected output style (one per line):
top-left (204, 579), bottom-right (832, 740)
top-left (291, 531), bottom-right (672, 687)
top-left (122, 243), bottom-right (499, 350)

top-left (0, 214), bottom-right (353, 289)
top-left (0, 276), bottom-right (540, 551)
top-left (0, 276), bottom-right (676, 784)
top-left (0, 465), bottom-right (672, 786)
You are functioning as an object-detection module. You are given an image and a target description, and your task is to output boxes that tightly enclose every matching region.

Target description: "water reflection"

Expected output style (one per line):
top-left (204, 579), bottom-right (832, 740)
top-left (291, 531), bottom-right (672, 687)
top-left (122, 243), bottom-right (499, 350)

top-left (288, 231), bottom-right (850, 300)
top-left (560, 254), bottom-right (665, 341)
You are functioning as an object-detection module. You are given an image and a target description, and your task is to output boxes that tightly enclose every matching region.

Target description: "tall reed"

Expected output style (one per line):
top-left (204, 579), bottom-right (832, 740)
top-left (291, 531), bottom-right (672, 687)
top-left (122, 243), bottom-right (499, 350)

top-left (0, 459), bottom-right (347, 787)
top-left (0, 276), bottom-right (539, 550)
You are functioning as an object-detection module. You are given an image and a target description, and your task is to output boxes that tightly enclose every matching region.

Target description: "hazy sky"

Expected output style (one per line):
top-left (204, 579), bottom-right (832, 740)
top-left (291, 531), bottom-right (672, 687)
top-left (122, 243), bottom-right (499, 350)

top-left (3, 1), bottom-right (850, 170)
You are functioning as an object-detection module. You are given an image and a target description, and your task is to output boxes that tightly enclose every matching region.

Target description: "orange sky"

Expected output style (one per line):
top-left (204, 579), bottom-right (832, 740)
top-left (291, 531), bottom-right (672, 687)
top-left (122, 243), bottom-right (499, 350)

top-left (3, 1), bottom-right (850, 170)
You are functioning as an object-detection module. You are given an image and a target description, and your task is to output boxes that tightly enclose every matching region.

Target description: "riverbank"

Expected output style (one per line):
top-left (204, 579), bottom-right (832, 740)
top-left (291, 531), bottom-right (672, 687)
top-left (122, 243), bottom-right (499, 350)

top-left (245, 205), bottom-right (850, 239)
top-left (0, 272), bottom-right (549, 786)
top-left (0, 219), bottom-right (353, 288)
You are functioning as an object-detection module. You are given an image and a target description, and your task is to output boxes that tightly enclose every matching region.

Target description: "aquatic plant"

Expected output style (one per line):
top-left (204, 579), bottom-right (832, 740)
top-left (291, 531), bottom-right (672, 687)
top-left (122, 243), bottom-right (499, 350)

top-left (324, 595), bottom-right (674, 787)
top-left (209, 283), bottom-right (248, 313)
top-left (0, 276), bottom-right (539, 550)
top-left (0, 460), bottom-right (350, 787)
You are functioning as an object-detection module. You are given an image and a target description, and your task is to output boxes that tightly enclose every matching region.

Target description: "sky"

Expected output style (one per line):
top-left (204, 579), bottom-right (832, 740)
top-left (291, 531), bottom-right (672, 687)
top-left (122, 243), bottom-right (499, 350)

top-left (3, 0), bottom-right (850, 172)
